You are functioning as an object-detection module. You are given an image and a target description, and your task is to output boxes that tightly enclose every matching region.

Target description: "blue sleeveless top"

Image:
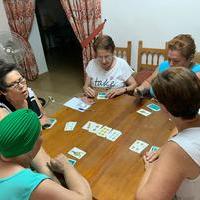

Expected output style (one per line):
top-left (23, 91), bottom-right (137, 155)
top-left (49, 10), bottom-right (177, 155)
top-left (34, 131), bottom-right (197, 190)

top-left (158, 61), bottom-right (200, 73)
top-left (0, 169), bottom-right (49, 200)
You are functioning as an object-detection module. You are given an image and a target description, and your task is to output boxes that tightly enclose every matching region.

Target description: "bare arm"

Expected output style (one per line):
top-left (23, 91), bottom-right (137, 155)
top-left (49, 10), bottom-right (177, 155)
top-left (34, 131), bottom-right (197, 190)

top-left (135, 70), bottom-right (158, 92)
top-left (195, 72), bottom-right (200, 79)
top-left (83, 75), bottom-right (96, 98)
top-left (34, 95), bottom-right (49, 126)
top-left (31, 154), bottom-right (92, 200)
top-left (106, 75), bottom-right (138, 98)
top-left (31, 147), bottom-right (60, 184)
top-left (136, 142), bottom-right (199, 200)
top-left (0, 107), bottom-right (9, 120)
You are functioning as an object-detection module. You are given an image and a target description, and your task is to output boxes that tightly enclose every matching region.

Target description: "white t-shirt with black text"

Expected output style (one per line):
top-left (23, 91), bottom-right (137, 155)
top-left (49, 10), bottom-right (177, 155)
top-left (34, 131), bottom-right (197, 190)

top-left (86, 57), bottom-right (134, 89)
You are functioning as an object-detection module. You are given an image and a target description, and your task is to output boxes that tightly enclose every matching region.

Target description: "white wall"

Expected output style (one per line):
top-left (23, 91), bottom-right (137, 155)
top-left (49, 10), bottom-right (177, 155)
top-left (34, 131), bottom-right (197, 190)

top-left (0, 1), bottom-right (10, 32)
top-left (0, 1), bottom-right (48, 74)
top-left (102, 0), bottom-right (200, 70)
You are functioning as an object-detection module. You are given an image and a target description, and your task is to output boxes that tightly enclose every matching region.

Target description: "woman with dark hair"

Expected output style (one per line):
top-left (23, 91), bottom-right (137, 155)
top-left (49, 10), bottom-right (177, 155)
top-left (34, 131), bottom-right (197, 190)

top-left (135, 34), bottom-right (200, 95)
top-left (83, 35), bottom-right (137, 98)
top-left (136, 67), bottom-right (200, 200)
top-left (0, 109), bottom-right (92, 200)
top-left (0, 61), bottom-right (60, 182)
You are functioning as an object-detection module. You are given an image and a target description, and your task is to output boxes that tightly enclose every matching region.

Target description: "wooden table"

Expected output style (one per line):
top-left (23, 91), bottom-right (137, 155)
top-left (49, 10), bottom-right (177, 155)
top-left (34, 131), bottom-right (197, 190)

top-left (43, 95), bottom-right (174, 200)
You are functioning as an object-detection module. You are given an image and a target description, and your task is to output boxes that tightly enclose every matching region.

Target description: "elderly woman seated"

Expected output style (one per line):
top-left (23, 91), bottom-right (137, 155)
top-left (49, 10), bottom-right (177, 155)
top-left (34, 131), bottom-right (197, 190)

top-left (83, 35), bottom-right (137, 98)
top-left (0, 109), bottom-right (92, 199)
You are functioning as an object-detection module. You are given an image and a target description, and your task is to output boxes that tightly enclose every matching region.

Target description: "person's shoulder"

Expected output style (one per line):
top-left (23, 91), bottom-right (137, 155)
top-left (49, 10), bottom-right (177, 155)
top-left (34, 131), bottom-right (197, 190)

top-left (115, 57), bottom-right (128, 64)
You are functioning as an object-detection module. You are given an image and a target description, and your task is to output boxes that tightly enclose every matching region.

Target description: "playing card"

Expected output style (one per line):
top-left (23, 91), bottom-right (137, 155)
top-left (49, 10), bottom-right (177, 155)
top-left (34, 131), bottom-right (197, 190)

top-left (68, 147), bottom-right (86, 159)
top-left (43, 118), bottom-right (57, 129)
top-left (82, 121), bottom-right (96, 131)
top-left (64, 121), bottom-right (77, 131)
top-left (96, 126), bottom-right (112, 137)
top-left (106, 129), bottom-right (122, 141)
top-left (129, 140), bottom-right (149, 153)
top-left (67, 158), bottom-right (77, 166)
top-left (97, 92), bottom-right (108, 99)
top-left (147, 103), bottom-right (161, 111)
top-left (88, 122), bottom-right (103, 134)
top-left (137, 109), bottom-right (151, 116)
top-left (149, 145), bottom-right (160, 152)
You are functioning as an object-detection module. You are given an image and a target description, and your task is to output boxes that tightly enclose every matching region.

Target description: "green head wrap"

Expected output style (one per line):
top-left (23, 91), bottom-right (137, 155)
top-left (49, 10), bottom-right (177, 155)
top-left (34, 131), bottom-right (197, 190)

top-left (0, 109), bottom-right (41, 158)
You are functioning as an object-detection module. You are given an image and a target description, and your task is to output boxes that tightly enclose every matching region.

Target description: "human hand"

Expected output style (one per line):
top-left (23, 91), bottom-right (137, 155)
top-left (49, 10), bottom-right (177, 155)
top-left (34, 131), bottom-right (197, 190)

top-left (144, 148), bottom-right (160, 163)
top-left (83, 86), bottom-right (96, 98)
top-left (106, 88), bottom-right (125, 99)
top-left (134, 86), bottom-right (145, 96)
top-left (143, 154), bottom-right (153, 170)
top-left (47, 154), bottom-right (71, 174)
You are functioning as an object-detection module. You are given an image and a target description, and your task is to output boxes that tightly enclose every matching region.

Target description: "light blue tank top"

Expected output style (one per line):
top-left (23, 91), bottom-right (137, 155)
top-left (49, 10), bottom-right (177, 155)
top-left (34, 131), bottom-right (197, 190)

top-left (0, 169), bottom-right (49, 200)
top-left (150, 61), bottom-right (200, 97)
top-left (158, 61), bottom-right (200, 73)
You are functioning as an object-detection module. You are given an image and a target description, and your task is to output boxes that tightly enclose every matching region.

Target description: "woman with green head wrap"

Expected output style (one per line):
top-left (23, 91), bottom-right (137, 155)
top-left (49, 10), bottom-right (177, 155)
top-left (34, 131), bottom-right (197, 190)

top-left (0, 109), bottom-right (92, 200)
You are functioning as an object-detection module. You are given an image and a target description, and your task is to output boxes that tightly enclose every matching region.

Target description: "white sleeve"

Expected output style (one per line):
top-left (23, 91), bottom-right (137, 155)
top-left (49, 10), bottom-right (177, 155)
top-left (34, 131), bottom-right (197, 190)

top-left (85, 59), bottom-right (95, 78)
top-left (120, 59), bottom-right (134, 81)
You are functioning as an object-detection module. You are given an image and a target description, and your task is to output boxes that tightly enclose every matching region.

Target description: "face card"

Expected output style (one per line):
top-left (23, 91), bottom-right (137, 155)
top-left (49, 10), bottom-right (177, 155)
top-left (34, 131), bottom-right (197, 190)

top-left (149, 145), bottom-right (160, 152)
top-left (137, 109), bottom-right (151, 116)
top-left (106, 129), bottom-right (122, 142)
top-left (96, 126), bottom-right (112, 137)
top-left (68, 147), bottom-right (86, 159)
top-left (97, 92), bottom-right (108, 100)
top-left (64, 121), bottom-right (77, 131)
top-left (44, 118), bottom-right (57, 129)
top-left (129, 140), bottom-right (149, 154)
top-left (67, 158), bottom-right (77, 166)
top-left (147, 103), bottom-right (161, 111)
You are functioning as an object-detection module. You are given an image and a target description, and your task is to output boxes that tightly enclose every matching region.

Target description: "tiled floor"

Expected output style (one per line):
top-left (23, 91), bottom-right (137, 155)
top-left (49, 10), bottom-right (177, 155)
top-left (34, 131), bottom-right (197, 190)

top-left (28, 46), bottom-right (84, 115)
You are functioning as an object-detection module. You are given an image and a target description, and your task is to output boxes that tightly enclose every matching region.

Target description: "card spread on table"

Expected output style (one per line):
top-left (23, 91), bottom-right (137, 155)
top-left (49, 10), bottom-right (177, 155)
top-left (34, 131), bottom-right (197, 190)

top-left (146, 103), bottom-right (161, 111)
top-left (137, 109), bottom-right (151, 116)
top-left (82, 121), bottom-right (96, 130)
top-left (68, 147), bottom-right (86, 159)
top-left (96, 126), bottom-right (112, 137)
top-left (64, 121), bottom-right (77, 131)
top-left (129, 140), bottom-right (149, 153)
top-left (97, 92), bottom-right (108, 100)
top-left (106, 129), bottom-right (122, 141)
top-left (88, 122), bottom-right (103, 134)
top-left (67, 158), bottom-right (77, 166)
top-left (149, 145), bottom-right (160, 152)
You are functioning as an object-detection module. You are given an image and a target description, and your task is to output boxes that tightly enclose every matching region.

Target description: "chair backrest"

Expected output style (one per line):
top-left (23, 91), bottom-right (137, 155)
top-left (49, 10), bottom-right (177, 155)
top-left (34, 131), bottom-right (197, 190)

top-left (137, 40), bottom-right (168, 72)
top-left (114, 41), bottom-right (132, 65)
top-left (194, 52), bottom-right (200, 64)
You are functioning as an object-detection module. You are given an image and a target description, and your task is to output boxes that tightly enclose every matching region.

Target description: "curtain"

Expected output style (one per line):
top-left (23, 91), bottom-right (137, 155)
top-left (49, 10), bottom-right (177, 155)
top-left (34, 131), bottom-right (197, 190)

top-left (60, 0), bottom-right (102, 69)
top-left (3, 0), bottom-right (39, 80)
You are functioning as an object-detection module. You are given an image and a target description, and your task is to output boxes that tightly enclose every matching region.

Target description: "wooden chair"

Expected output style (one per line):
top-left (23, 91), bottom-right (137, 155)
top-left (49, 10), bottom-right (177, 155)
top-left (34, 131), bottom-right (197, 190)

top-left (137, 40), bottom-right (168, 72)
top-left (194, 52), bottom-right (200, 64)
top-left (114, 41), bottom-right (132, 65)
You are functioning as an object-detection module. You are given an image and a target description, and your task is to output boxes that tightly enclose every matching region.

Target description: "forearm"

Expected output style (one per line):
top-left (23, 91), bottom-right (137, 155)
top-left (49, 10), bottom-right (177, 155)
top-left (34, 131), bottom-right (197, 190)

top-left (31, 147), bottom-right (60, 183)
top-left (136, 166), bottom-right (153, 200)
top-left (63, 166), bottom-right (92, 199)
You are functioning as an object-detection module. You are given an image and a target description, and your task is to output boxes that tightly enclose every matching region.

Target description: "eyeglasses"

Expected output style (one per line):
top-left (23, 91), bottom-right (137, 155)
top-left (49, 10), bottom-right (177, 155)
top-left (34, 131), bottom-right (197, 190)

top-left (97, 55), bottom-right (113, 62)
top-left (6, 77), bottom-right (26, 90)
